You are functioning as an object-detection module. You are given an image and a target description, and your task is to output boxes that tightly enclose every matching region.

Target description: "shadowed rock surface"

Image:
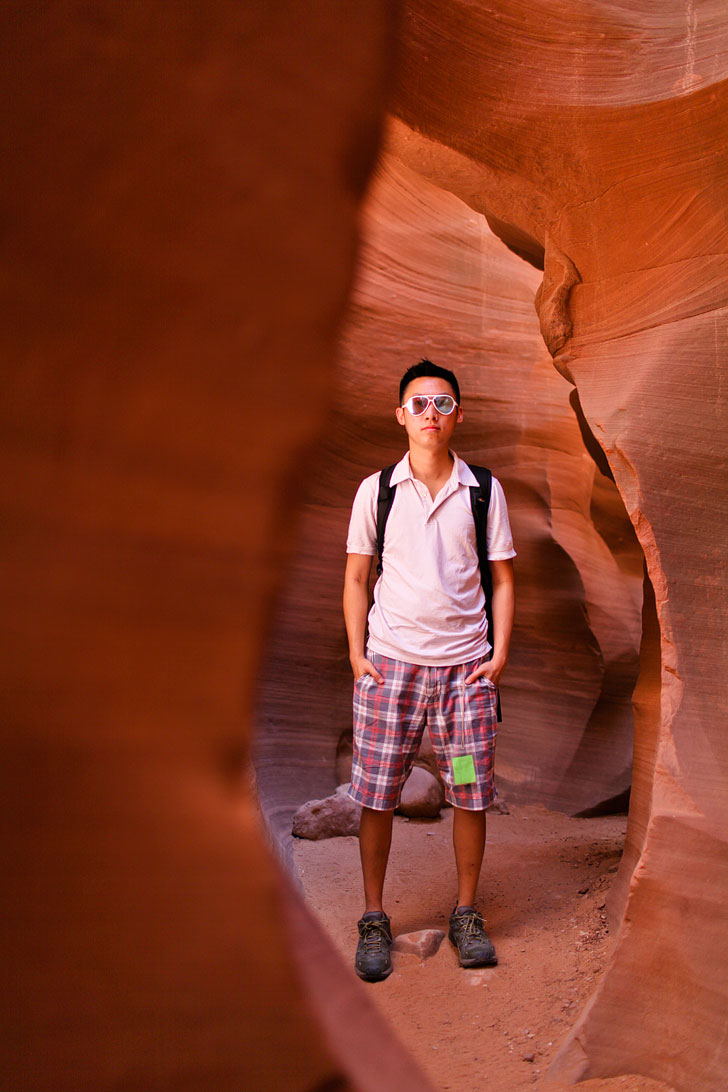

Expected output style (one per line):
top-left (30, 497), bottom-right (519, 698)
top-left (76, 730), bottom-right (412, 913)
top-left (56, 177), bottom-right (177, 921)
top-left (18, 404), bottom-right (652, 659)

top-left (2, 3), bottom-right (727, 1092)
top-left (385, 4), bottom-right (728, 1090)
top-left (293, 785), bottom-right (362, 840)
top-left (256, 152), bottom-right (644, 837)
top-left (1, 4), bottom-right (433, 1091)
top-left (397, 766), bottom-right (446, 818)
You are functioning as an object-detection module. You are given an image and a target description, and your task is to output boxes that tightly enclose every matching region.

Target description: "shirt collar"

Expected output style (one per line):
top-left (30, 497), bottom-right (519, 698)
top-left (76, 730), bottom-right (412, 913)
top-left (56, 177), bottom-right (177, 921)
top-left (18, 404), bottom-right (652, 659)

top-left (390, 453), bottom-right (412, 486)
top-left (454, 453), bottom-right (479, 487)
top-left (390, 451), bottom-right (478, 488)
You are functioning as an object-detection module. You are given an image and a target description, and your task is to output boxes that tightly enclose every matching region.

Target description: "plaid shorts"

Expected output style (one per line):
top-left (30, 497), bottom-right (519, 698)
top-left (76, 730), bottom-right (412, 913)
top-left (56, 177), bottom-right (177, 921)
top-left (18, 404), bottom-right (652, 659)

top-left (348, 651), bottom-right (498, 812)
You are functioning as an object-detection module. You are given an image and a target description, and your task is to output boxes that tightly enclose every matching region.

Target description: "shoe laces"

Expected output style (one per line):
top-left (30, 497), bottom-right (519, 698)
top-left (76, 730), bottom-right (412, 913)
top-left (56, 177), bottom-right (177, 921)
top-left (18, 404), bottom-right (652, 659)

top-left (455, 909), bottom-right (485, 936)
top-left (360, 919), bottom-right (390, 952)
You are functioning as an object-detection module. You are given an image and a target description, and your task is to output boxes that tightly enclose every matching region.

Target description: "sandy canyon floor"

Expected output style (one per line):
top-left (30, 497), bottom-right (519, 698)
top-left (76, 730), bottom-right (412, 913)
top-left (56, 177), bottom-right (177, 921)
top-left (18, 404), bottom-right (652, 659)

top-left (294, 803), bottom-right (675, 1092)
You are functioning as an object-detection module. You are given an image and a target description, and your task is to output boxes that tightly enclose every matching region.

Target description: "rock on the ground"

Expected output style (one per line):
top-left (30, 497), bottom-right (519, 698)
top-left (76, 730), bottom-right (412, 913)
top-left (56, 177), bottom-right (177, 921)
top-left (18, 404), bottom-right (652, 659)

top-left (488, 798), bottom-right (510, 815)
top-left (392, 930), bottom-right (446, 959)
top-left (292, 785), bottom-right (361, 840)
top-left (396, 766), bottom-right (445, 818)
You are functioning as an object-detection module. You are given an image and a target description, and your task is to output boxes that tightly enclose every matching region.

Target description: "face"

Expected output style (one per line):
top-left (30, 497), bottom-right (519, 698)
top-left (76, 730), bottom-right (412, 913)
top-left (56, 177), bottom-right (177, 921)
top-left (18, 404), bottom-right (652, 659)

top-left (395, 377), bottom-right (463, 451)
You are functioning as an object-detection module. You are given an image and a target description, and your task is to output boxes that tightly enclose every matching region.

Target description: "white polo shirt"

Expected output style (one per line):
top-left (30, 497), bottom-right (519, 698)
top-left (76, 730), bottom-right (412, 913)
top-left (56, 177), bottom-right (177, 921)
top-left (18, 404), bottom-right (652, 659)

top-left (346, 452), bottom-right (516, 666)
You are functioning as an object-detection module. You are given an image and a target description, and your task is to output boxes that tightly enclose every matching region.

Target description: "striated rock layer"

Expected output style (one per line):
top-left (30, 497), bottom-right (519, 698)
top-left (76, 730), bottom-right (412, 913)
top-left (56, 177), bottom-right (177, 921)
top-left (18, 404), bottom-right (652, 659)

top-left (0, 3), bottom-right (435, 1091)
top-left (388, 2), bottom-right (728, 1090)
top-left (256, 152), bottom-right (643, 845)
top-left (3, 3), bottom-right (727, 1092)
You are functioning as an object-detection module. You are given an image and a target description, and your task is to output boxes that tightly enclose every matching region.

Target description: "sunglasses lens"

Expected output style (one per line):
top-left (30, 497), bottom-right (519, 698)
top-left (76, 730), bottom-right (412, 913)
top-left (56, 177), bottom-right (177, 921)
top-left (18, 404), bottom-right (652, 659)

top-left (408, 396), bottom-right (430, 415)
top-left (434, 395), bottom-right (455, 414)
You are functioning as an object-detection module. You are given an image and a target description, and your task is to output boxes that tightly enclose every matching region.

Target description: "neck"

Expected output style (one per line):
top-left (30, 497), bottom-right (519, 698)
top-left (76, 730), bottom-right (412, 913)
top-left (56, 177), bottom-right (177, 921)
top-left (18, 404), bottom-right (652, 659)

top-left (408, 446), bottom-right (454, 481)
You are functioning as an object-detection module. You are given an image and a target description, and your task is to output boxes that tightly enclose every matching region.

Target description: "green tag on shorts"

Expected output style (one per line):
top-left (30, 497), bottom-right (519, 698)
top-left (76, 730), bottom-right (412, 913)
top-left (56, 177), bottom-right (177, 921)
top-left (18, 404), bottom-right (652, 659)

top-left (452, 754), bottom-right (476, 786)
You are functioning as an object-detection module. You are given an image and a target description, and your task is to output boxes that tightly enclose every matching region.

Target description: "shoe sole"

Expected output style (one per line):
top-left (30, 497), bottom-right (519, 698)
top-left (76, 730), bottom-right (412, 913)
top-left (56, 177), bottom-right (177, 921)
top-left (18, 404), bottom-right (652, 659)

top-left (456, 953), bottom-right (498, 968)
top-left (449, 936), bottom-right (498, 968)
top-left (355, 963), bottom-right (393, 982)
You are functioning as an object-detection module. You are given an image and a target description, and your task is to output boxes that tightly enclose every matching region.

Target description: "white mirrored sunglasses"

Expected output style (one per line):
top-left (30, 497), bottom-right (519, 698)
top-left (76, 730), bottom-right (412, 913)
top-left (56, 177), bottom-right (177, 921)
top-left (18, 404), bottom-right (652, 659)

top-left (401, 393), bottom-right (458, 416)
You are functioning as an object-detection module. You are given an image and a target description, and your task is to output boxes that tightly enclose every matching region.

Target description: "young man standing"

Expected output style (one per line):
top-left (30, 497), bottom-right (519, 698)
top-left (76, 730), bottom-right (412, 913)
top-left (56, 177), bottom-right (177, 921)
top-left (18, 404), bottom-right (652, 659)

top-left (343, 360), bottom-right (516, 982)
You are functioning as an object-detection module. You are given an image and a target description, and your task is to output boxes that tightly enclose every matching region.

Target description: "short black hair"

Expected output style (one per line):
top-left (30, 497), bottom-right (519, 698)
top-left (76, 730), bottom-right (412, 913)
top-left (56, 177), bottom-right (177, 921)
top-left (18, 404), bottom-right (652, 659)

top-left (399, 360), bottom-right (461, 405)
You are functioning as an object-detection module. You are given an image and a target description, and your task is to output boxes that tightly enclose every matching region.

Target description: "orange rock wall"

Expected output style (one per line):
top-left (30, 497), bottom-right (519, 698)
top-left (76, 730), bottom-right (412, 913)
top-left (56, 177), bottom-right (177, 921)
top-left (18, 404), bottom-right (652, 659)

top-left (256, 151), bottom-right (643, 841)
top-left (389, 3), bottom-right (728, 1089)
top-left (2, 3), bottom-right (727, 1092)
top-left (1, 3), bottom-right (434, 1090)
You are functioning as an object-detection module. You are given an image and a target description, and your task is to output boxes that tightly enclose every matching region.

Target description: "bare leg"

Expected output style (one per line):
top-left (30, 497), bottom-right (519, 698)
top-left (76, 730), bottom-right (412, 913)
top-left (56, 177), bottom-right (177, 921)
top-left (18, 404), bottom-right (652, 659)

top-left (359, 806), bottom-right (394, 913)
top-left (452, 807), bottom-right (486, 907)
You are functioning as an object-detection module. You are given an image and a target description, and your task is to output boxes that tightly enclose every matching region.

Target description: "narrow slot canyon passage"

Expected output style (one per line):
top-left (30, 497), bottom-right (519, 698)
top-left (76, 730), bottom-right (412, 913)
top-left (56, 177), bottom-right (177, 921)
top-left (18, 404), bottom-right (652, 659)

top-left (253, 150), bottom-right (670, 1091)
top-left (254, 151), bottom-right (645, 836)
top-left (4, 7), bottom-right (725, 1092)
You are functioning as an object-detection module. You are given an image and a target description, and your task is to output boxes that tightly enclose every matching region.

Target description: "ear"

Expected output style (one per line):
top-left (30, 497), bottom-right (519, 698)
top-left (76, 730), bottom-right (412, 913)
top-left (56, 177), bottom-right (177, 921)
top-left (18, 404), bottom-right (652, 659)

top-left (395, 406), bottom-right (406, 426)
top-left (456, 406), bottom-right (463, 423)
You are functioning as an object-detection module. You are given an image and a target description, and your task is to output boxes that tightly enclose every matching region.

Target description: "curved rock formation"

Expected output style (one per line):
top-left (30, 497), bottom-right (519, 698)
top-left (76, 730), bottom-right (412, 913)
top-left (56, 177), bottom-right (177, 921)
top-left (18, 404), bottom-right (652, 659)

top-left (3, 3), bottom-right (727, 1092)
top-left (256, 151), bottom-right (643, 840)
top-left (387, 3), bottom-right (728, 1089)
top-left (1, 3), bottom-right (433, 1090)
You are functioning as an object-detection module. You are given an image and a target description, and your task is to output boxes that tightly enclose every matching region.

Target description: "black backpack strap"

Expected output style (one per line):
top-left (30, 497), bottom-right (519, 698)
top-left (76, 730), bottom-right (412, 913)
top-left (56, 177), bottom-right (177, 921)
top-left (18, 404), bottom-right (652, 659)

top-left (376, 464), bottom-right (397, 576)
top-left (468, 464), bottom-right (502, 722)
top-left (467, 463), bottom-right (493, 609)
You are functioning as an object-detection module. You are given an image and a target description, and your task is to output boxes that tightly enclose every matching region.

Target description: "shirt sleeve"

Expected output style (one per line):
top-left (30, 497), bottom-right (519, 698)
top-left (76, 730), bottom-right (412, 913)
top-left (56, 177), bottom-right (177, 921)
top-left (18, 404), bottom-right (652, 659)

top-left (346, 473), bottom-right (379, 555)
top-left (487, 477), bottom-right (517, 560)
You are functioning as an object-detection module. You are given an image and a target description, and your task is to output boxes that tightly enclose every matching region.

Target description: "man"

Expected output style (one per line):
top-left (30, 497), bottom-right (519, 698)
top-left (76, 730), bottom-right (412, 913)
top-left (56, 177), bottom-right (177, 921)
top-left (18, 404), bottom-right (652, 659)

top-left (343, 360), bottom-right (516, 982)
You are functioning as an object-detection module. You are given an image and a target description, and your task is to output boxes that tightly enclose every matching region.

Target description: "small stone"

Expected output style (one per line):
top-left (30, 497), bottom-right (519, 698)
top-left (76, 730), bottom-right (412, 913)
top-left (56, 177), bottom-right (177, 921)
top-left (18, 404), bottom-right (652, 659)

top-left (578, 885), bottom-right (590, 895)
top-left (487, 798), bottom-right (510, 814)
top-left (395, 766), bottom-right (445, 818)
top-left (392, 928), bottom-right (446, 959)
top-left (523, 1052), bottom-right (536, 1063)
top-left (291, 785), bottom-right (361, 839)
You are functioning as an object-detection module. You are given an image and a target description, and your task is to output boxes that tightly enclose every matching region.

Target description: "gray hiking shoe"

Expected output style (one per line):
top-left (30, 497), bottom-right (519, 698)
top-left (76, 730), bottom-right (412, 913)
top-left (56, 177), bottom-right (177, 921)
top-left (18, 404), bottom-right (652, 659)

top-left (448, 906), bottom-right (498, 967)
top-left (355, 911), bottom-right (393, 981)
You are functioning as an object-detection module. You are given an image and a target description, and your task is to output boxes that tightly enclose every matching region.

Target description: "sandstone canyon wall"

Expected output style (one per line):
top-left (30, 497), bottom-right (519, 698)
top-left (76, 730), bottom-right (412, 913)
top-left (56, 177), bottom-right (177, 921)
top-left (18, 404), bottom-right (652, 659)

top-left (385, 3), bottom-right (728, 1090)
top-left (2, 3), bottom-right (727, 1092)
top-left (255, 150), bottom-right (644, 845)
top-left (1, 4), bottom-right (434, 1090)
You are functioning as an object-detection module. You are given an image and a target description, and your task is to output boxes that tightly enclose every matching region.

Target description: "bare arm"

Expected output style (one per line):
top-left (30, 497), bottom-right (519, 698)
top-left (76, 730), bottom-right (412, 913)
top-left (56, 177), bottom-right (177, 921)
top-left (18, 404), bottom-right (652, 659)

top-left (465, 558), bottom-right (515, 686)
top-left (343, 553), bottom-right (384, 683)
